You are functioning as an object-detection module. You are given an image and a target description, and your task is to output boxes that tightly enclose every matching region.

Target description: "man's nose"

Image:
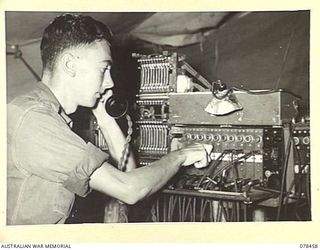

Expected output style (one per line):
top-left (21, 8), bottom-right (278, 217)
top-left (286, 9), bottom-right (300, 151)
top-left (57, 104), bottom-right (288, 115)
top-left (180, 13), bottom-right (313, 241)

top-left (101, 70), bottom-right (114, 93)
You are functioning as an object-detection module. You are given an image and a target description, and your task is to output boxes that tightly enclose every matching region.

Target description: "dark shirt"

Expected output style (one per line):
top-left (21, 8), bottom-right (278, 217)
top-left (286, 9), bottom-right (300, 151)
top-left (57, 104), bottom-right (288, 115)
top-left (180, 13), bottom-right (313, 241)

top-left (7, 82), bottom-right (109, 225)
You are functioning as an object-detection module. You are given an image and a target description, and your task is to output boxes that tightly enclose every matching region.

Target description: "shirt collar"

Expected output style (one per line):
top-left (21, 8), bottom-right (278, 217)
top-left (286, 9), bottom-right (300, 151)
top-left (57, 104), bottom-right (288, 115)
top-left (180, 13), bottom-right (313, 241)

top-left (37, 81), bottom-right (73, 127)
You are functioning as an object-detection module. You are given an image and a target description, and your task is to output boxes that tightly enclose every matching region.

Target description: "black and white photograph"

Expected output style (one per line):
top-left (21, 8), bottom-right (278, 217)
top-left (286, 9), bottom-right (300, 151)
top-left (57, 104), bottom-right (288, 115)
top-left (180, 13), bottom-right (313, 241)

top-left (5, 9), bottom-right (310, 224)
top-left (1, 1), bottom-right (319, 245)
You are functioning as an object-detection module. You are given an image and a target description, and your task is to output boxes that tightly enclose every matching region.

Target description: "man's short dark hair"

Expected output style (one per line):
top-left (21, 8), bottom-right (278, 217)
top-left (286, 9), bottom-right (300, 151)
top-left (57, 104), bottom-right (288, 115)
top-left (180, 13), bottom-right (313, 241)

top-left (40, 13), bottom-right (113, 72)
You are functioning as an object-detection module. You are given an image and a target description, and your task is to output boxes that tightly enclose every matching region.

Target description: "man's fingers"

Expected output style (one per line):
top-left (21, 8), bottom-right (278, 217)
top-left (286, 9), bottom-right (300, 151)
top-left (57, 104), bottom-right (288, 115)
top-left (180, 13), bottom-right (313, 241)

top-left (181, 143), bottom-right (213, 167)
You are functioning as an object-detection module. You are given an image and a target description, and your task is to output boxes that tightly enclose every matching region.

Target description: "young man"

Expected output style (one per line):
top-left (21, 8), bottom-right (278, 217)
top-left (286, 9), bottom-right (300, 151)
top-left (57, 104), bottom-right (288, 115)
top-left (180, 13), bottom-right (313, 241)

top-left (7, 14), bottom-right (211, 225)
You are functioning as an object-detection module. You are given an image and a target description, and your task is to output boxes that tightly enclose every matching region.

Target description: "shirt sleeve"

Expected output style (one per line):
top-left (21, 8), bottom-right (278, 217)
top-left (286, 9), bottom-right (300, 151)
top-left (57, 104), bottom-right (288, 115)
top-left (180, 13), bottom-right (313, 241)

top-left (13, 104), bottom-right (110, 197)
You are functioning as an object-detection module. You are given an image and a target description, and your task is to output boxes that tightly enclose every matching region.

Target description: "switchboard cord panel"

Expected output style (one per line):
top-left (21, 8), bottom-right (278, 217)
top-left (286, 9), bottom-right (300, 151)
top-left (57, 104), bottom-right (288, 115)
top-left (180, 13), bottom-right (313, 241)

top-left (131, 51), bottom-right (310, 221)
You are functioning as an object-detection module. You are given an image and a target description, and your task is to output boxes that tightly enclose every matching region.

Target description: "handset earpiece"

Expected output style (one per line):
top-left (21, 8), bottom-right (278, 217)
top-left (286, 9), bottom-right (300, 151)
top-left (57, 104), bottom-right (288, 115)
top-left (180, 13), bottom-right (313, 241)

top-left (105, 95), bottom-right (128, 119)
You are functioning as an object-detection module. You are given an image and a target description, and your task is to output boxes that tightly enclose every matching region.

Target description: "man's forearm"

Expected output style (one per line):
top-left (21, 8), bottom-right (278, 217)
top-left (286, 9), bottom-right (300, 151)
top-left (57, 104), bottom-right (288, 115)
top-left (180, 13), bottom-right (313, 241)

top-left (90, 149), bottom-right (186, 204)
top-left (127, 150), bottom-right (187, 198)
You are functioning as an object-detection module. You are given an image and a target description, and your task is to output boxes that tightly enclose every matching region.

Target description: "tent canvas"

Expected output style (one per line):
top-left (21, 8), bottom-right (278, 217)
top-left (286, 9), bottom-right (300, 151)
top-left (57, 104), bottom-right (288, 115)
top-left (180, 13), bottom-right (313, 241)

top-left (6, 11), bottom-right (309, 114)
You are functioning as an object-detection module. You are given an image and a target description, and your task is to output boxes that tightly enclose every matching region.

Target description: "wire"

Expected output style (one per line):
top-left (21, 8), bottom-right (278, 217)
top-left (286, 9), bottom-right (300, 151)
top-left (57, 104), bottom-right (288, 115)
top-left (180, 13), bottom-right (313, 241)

top-left (211, 151), bottom-right (256, 180)
top-left (215, 200), bottom-right (226, 222)
top-left (168, 195), bottom-right (173, 222)
top-left (182, 196), bottom-right (187, 221)
top-left (156, 198), bottom-right (160, 222)
top-left (243, 204), bottom-right (247, 222)
top-left (294, 136), bottom-right (311, 217)
top-left (184, 197), bottom-right (193, 221)
top-left (167, 195), bottom-right (173, 222)
top-left (216, 201), bottom-right (222, 222)
top-left (190, 82), bottom-right (207, 92)
top-left (305, 168), bottom-right (311, 216)
top-left (213, 38), bottom-right (219, 76)
top-left (236, 202), bottom-right (240, 222)
top-left (221, 201), bottom-right (229, 221)
top-left (231, 86), bottom-right (301, 99)
top-left (230, 151), bottom-right (241, 221)
top-left (118, 114), bottom-right (133, 171)
top-left (163, 195), bottom-right (167, 222)
top-left (7, 45), bottom-right (41, 81)
top-left (197, 150), bottom-right (227, 189)
top-left (181, 61), bottom-right (212, 89)
top-left (150, 202), bottom-right (157, 222)
top-left (284, 178), bottom-right (295, 218)
top-left (291, 138), bottom-right (305, 219)
top-left (192, 197), bottom-right (197, 222)
top-left (200, 198), bottom-right (205, 221)
top-left (275, 28), bottom-right (295, 90)
top-left (231, 151), bottom-right (240, 192)
top-left (294, 183), bottom-right (303, 221)
top-left (230, 202), bottom-right (235, 221)
top-left (201, 198), bottom-right (210, 222)
top-left (276, 125), bottom-right (292, 220)
top-left (209, 201), bottom-right (214, 222)
top-left (170, 195), bottom-right (178, 221)
top-left (178, 196), bottom-right (183, 221)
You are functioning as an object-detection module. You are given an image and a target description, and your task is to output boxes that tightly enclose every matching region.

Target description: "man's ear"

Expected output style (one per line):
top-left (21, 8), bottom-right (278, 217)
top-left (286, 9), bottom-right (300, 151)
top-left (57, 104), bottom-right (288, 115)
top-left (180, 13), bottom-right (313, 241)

top-left (61, 52), bottom-right (76, 77)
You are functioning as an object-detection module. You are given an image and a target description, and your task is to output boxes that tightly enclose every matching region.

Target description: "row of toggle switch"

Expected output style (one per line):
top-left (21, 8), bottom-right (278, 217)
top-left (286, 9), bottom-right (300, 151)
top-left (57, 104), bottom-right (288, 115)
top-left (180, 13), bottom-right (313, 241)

top-left (139, 124), bottom-right (169, 153)
top-left (139, 62), bottom-right (172, 92)
top-left (136, 99), bottom-right (167, 105)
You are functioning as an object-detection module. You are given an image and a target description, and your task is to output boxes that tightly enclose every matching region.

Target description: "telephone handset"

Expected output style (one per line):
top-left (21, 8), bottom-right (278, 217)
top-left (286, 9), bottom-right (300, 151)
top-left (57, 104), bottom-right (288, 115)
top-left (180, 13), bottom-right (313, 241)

top-left (105, 95), bottom-right (128, 119)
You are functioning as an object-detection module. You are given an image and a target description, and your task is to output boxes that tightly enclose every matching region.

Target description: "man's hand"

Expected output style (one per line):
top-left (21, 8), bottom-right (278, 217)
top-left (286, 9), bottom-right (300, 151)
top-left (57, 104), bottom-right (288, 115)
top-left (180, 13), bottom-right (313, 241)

top-left (92, 89), bottom-right (114, 123)
top-left (178, 143), bottom-right (213, 168)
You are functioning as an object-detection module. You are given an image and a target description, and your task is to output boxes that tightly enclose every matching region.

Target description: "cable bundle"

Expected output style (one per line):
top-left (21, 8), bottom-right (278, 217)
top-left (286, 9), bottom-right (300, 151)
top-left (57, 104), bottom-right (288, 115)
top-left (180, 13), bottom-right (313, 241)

top-left (150, 194), bottom-right (249, 222)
